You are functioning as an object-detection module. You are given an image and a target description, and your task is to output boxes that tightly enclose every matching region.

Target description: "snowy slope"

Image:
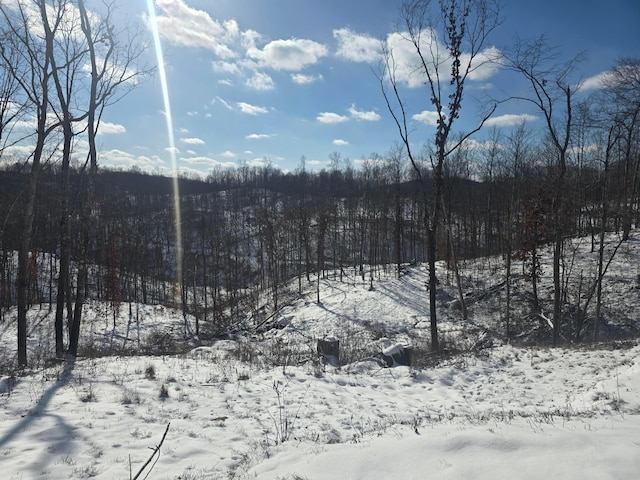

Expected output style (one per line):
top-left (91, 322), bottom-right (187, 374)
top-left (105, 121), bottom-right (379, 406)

top-left (1, 232), bottom-right (640, 479)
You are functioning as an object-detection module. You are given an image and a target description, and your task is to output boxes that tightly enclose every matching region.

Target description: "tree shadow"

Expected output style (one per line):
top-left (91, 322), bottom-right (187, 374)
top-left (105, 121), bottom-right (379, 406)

top-left (0, 360), bottom-right (77, 455)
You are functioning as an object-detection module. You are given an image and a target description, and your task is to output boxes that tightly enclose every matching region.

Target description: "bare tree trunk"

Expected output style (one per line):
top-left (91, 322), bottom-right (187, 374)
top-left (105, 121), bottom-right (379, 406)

top-left (16, 167), bottom-right (41, 366)
top-left (380, 0), bottom-right (500, 352)
top-left (1, 0), bottom-right (59, 366)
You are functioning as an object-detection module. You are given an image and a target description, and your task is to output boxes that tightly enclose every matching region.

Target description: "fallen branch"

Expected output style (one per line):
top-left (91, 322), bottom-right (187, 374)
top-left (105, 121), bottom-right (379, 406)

top-left (131, 422), bottom-right (170, 480)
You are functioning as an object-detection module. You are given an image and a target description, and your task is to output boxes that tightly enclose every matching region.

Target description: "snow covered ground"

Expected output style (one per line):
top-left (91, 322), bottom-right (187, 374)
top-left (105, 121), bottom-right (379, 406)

top-left (1, 234), bottom-right (640, 479)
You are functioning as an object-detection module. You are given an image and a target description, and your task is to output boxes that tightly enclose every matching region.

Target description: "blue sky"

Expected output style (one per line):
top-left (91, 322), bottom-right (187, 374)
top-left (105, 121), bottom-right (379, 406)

top-left (92, 0), bottom-right (640, 176)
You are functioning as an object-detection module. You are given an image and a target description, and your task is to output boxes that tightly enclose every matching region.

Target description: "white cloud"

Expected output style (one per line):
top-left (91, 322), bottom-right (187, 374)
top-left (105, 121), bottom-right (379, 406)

top-left (0, 144), bottom-right (37, 160)
top-left (246, 71), bottom-right (275, 90)
top-left (220, 150), bottom-right (236, 158)
top-left (582, 71), bottom-right (612, 91)
top-left (460, 46), bottom-right (502, 81)
top-left (176, 155), bottom-right (238, 173)
top-left (317, 112), bottom-right (349, 124)
top-left (333, 139), bottom-right (349, 146)
top-left (181, 155), bottom-right (218, 166)
top-left (334, 28), bottom-right (381, 63)
top-left (165, 146), bottom-right (180, 153)
top-left (291, 73), bottom-right (323, 85)
top-left (246, 133), bottom-right (275, 139)
top-left (218, 79), bottom-right (233, 86)
top-left (100, 149), bottom-right (164, 171)
top-left (485, 114), bottom-right (537, 127)
top-left (153, 0), bottom-right (240, 58)
top-left (384, 30), bottom-right (501, 88)
top-left (463, 139), bottom-right (503, 151)
top-left (247, 38), bottom-right (328, 71)
top-left (180, 137), bottom-right (205, 145)
top-left (97, 121), bottom-right (126, 135)
top-left (247, 157), bottom-right (272, 167)
top-left (212, 60), bottom-right (242, 75)
top-left (412, 110), bottom-right (439, 126)
top-left (348, 105), bottom-right (380, 121)
top-left (384, 31), bottom-right (437, 88)
top-left (236, 102), bottom-right (268, 115)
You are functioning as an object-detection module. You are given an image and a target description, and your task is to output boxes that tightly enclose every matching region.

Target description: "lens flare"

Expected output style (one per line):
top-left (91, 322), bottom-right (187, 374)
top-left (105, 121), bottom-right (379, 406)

top-left (146, 0), bottom-right (183, 302)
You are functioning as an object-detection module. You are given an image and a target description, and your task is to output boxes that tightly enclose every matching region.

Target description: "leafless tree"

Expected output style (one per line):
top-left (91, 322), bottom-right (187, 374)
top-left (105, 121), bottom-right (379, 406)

top-left (379, 0), bottom-right (501, 351)
top-left (40, 0), bottom-right (88, 358)
top-left (0, 0), bottom-right (149, 364)
top-left (0, 35), bottom-right (27, 158)
top-left (602, 58), bottom-right (640, 240)
top-left (0, 0), bottom-right (63, 366)
top-left (503, 37), bottom-right (582, 345)
top-left (69, 0), bottom-right (150, 358)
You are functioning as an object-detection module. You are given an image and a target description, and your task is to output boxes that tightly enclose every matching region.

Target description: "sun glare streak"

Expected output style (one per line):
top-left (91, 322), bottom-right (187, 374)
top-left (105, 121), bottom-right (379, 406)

top-left (146, 0), bottom-right (183, 302)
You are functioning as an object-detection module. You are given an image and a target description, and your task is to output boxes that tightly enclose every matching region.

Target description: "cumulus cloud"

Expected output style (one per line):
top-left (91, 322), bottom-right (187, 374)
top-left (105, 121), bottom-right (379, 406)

top-left (412, 110), bottom-right (439, 126)
top-left (333, 139), bottom-right (349, 146)
top-left (334, 28), bottom-right (381, 62)
top-left (485, 114), bottom-right (537, 127)
top-left (462, 139), bottom-right (503, 151)
top-left (245, 71), bottom-right (275, 90)
top-left (181, 155), bottom-right (223, 166)
top-left (100, 149), bottom-right (164, 171)
top-left (460, 46), bottom-right (502, 81)
top-left (318, 105), bottom-right (380, 124)
top-left (348, 105), bottom-right (380, 121)
top-left (384, 30), bottom-right (501, 88)
top-left (317, 112), bottom-right (349, 124)
top-left (291, 73), bottom-right (324, 85)
top-left (153, 0), bottom-right (241, 58)
top-left (180, 137), bottom-right (205, 145)
top-left (170, 156), bottom-right (238, 176)
top-left (220, 150), bottom-right (236, 158)
top-left (97, 121), bottom-right (126, 135)
top-left (236, 102), bottom-right (268, 115)
top-left (212, 60), bottom-right (242, 75)
top-left (247, 38), bottom-right (328, 71)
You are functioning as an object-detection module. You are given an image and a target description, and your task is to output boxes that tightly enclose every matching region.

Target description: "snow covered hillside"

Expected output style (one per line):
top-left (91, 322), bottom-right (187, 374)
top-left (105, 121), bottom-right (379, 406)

top-left (1, 232), bottom-right (640, 479)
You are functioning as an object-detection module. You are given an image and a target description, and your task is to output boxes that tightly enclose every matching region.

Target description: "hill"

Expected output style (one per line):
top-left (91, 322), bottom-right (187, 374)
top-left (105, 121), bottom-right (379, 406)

top-left (0, 233), bottom-right (639, 478)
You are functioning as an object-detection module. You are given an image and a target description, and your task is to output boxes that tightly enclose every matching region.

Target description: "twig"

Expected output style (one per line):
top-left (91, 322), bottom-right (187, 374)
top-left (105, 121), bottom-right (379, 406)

top-left (132, 422), bottom-right (170, 480)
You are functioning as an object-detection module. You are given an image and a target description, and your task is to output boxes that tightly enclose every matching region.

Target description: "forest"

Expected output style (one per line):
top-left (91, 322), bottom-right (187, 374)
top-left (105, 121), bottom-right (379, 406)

top-left (0, 0), bottom-right (639, 369)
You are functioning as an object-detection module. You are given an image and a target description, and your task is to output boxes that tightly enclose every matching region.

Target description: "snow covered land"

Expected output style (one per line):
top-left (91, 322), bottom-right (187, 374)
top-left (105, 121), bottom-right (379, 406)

top-left (1, 233), bottom-right (640, 479)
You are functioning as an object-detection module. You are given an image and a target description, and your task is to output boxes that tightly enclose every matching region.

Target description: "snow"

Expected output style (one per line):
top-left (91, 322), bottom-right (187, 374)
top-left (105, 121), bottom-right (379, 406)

top-left (1, 235), bottom-right (640, 479)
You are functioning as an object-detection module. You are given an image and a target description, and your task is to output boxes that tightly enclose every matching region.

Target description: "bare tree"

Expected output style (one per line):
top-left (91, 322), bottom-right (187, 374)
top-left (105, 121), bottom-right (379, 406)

top-left (379, 0), bottom-right (501, 351)
top-left (501, 122), bottom-right (531, 337)
top-left (0, 0), bottom-right (63, 366)
top-left (0, 0), bottom-right (149, 364)
top-left (39, 0), bottom-right (89, 358)
top-left (602, 58), bottom-right (640, 240)
top-left (68, 0), bottom-right (150, 358)
top-left (0, 34), bottom-right (26, 157)
top-left (504, 37), bottom-right (582, 345)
